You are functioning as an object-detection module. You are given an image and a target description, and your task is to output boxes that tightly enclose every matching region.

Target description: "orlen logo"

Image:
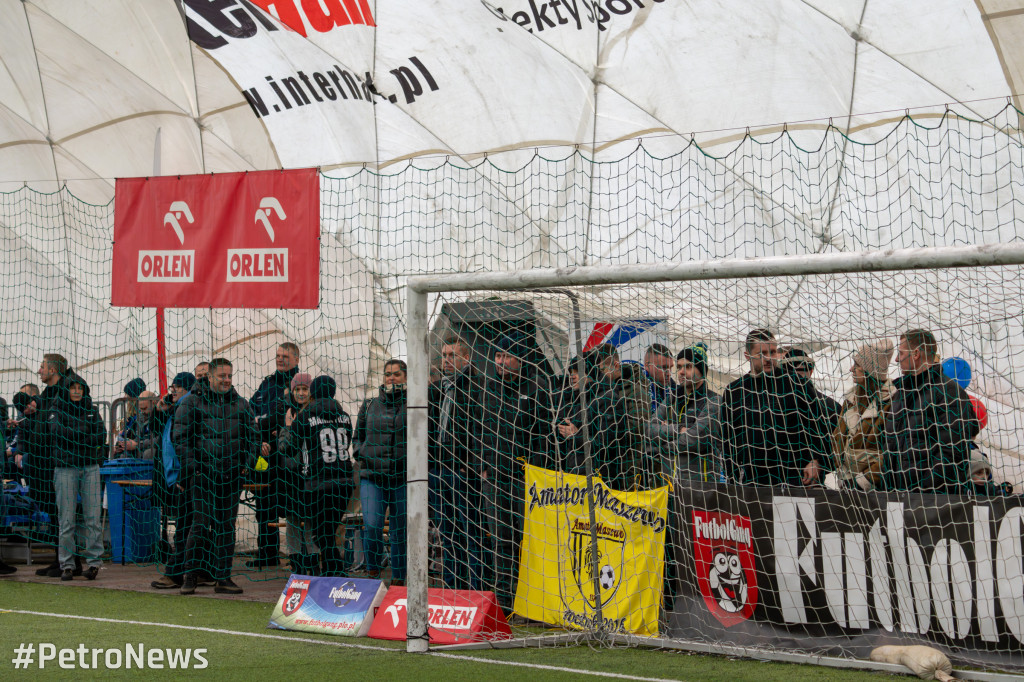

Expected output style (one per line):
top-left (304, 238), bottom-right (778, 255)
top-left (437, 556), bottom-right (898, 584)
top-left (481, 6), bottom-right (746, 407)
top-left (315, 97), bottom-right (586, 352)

top-left (185, 0), bottom-right (375, 49)
top-left (383, 598), bottom-right (479, 631)
top-left (138, 201), bottom-right (195, 283)
top-left (227, 197), bottom-right (288, 283)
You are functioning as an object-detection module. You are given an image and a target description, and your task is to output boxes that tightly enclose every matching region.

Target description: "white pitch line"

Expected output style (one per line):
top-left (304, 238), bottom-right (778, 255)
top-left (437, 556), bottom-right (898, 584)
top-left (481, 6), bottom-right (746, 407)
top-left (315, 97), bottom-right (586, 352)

top-left (428, 651), bottom-right (683, 681)
top-left (1, 609), bottom-right (684, 682)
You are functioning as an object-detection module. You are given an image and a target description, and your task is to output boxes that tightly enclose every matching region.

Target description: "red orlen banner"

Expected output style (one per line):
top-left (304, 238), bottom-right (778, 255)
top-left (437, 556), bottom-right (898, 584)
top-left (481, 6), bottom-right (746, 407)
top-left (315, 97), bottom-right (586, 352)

top-left (367, 587), bottom-right (512, 644)
top-left (112, 169), bottom-right (319, 308)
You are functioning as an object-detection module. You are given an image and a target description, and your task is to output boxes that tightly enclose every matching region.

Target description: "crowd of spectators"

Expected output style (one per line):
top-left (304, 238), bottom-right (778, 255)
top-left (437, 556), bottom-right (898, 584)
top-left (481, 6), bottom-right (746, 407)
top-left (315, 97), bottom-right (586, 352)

top-left (0, 325), bottom-right (1011, 602)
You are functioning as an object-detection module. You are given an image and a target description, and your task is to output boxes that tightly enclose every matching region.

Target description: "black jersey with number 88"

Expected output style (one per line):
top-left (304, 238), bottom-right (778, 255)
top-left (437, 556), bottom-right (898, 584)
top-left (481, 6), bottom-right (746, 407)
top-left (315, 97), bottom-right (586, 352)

top-left (278, 397), bottom-right (354, 488)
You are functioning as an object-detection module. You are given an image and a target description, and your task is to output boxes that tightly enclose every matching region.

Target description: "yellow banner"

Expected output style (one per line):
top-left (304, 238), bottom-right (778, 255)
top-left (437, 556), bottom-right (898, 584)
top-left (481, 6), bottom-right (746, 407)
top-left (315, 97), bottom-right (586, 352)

top-left (513, 463), bottom-right (668, 636)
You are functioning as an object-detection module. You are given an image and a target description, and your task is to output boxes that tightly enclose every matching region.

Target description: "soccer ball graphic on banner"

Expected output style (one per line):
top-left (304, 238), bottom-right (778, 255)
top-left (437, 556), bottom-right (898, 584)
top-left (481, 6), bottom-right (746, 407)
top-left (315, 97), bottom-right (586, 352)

top-left (599, 564), bottom-right (616, 591)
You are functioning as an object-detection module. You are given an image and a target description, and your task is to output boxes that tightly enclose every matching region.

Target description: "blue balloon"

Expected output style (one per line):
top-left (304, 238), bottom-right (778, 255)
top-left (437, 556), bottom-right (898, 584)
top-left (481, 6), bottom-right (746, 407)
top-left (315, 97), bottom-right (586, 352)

top-left (942, 357), bottom-right (971, 389)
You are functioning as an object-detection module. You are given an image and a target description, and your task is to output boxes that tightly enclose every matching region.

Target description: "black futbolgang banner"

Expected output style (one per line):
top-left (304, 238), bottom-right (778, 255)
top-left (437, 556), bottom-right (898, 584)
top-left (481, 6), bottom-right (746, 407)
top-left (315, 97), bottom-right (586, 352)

top-left (667, 482), bottom-right (1024, 671)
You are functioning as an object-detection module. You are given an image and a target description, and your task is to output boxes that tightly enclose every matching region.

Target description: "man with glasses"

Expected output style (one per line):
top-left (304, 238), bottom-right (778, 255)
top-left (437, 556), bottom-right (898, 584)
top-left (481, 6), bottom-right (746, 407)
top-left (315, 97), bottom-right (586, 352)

top-left (717, 329), bottom-right (830, 486)
top-left (882, 329), bottom-right (979, 493)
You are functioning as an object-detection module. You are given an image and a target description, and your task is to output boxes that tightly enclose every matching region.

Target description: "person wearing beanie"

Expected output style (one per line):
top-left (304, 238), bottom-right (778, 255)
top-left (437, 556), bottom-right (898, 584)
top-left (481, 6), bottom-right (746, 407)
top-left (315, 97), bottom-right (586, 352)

top-left (173, 372), bottom-right (196, 393)
top-left (149, 371), bottom-right (204, 591)
top-left (115, 390), bottom-right (164, 459)
top-left (650, 343), bottom-right (722, 481)
top-left (264, 370), bottom-right (313, 575)
top-left (781, 347), bottom-right (842, 429)
top-left (968, 452), bottom-right (1014, 497)
top-left (118, 378), bottom-right (147, 437)
top-left (290, 372), bottom-right (312, 393)
top-left (832, 340), bottom-right (895, 491)
top-left (248, 342), bottom-right (301, 569)
top-left (277, 374), bottom-right (353, 577)
top-left (882, 329), bottom-right (980, 493)
top-left (124, 378), bottom-right (146, 399)
top-left (352, 360), bottom-right (409, 584)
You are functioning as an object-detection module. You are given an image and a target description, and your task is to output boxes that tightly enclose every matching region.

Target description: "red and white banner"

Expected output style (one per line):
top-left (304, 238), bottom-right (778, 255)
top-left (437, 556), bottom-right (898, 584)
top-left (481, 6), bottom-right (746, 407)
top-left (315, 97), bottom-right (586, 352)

top-left (367, 587), bottom-right (511, 644)
top-left (112, 169), bottom-right (319, 308)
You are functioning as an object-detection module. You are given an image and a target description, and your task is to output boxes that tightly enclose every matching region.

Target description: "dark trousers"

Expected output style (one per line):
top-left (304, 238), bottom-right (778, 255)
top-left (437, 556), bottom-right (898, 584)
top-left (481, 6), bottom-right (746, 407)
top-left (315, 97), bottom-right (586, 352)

top-left (252, 470), bottom-right (280, 560)
top-left (429, 467), bottom-right (489, 591)
top-left (491, 470), bottom-right (523, 610)
top-left (162, 485), bottom-right (193, 578)
top-left (284, 483), bottom-right (352, 575)
top-left (185, 473), bottom-right (242, 581)
top-left (24, 457), bottom-right (57, 545)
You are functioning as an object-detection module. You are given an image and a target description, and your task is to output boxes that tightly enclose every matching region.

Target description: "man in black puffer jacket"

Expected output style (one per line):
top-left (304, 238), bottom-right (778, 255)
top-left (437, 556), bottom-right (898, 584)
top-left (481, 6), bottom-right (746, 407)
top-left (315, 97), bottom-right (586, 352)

top-left (353, 359), bottom-right (408, 583)
top-left (173, 358), bottom-right (257, 595)
top-left (883, 329), bottom-right (980, 493)
top-left (277, 375), bottom-right (354, 576)
top-left (480, 337), bottom-right (551, 612)
top-left (50, 371), bottom-right (106, 581)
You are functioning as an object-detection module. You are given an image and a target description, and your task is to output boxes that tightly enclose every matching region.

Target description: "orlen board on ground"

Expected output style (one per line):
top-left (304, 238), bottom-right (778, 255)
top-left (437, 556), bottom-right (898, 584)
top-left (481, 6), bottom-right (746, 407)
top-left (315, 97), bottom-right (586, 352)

top-left (367, 587), bottom-right (512, 644)
top-left (269, 576), bottom-right (387, 637)
top-left (112, 169), bottom-right (319, 308)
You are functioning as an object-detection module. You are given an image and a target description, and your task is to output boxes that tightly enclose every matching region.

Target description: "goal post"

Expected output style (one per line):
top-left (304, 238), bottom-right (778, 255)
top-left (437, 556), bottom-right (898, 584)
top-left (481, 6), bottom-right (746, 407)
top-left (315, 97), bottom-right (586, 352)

top-left (404, 243), bottom-right (1024, 664)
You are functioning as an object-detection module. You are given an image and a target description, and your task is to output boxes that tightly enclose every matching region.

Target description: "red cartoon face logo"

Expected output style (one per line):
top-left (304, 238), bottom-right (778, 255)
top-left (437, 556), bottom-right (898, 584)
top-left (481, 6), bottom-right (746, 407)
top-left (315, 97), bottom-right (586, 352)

top-left (692, 511), bottom-right (758, 627)
top-left (282, 579), bottom-right (310, 616)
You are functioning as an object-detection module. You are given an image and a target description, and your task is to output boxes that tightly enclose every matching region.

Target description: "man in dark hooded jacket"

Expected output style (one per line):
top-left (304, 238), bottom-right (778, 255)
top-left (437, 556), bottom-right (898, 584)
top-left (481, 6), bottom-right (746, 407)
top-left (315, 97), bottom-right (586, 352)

top-left (173, 358), bottom-right (257, 595)
top-left (50, 371), bottom-right (106, 581)
top-left (479, 336), bottom-right (550, 611)
top-left (883, 329), bottom-right (980, 493)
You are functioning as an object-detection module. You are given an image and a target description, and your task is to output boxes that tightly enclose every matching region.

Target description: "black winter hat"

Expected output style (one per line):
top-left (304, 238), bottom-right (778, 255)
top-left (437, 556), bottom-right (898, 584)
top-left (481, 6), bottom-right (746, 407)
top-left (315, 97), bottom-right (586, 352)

top-left (677, 342), bottom-right (709, 380)
top-left (311, 375), bottom-right (337, 400)
top-left (171, 372), bottom-right (196, 392)
top-left (124, 377), bottom-right (146, 398)
top-left (12, 391), bottom-right (35, 413)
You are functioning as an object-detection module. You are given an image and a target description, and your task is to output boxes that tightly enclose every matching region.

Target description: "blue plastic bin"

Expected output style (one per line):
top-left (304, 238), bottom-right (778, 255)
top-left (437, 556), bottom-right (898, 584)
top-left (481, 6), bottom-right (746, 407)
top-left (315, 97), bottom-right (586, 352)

top-left (101, 458), bottom-right (158, 563)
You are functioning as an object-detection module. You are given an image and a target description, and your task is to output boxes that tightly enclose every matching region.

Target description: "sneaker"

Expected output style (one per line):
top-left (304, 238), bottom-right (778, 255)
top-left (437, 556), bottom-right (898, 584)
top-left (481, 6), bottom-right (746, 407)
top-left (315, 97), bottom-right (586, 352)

top-left (0, 561), bottom-right (17, 575)
top-left (245, 556), bottom-right (280, 569)
top-left (151, 575), bottom-right (182, 590)
top-left (180, 573), bottom-right (197, 595)
top-left (36, 561), bottom-right (61, 578)
top-left (214, 578), bottom-right (243, 595)
top-left (60, 568), bottom-right (74, 581)
top-left (84, 566), bottom-right (99, 581)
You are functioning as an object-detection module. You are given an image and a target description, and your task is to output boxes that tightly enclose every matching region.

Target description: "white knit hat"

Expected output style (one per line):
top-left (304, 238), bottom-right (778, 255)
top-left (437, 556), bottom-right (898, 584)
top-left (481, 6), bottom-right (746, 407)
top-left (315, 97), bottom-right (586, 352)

top-left (853, 340), bottom-right (894, 379)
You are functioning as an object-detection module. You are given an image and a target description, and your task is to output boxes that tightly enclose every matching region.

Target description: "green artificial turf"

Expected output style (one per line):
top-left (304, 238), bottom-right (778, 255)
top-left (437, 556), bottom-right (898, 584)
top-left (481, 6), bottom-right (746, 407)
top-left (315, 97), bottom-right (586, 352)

top-left (0, 581), bottom-right (901, 681)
